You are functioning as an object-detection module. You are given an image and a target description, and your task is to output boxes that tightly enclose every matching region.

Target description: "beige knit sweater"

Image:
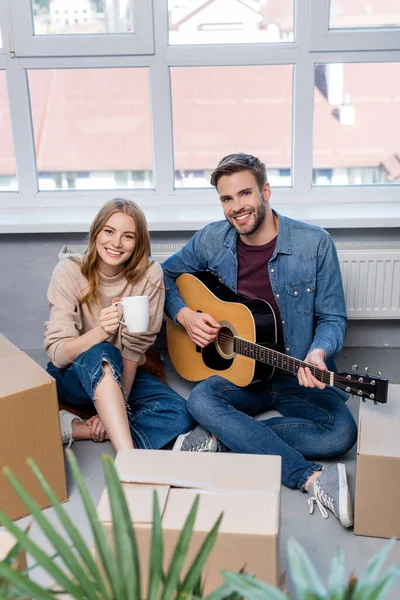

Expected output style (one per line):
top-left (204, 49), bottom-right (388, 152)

top-left (45, 257), bottom-right (165, 369)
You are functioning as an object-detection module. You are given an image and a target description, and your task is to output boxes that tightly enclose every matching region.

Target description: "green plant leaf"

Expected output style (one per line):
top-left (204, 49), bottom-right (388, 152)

top-left (353, 540), bottom-right (396, 600)
top-left (0, 555), bottom-right (60, 600)
top-left (327, 548), bottom-right (346, 600)
top-left (148, 491), bottom-right (164, 600)
top-left (203, 583), bottom-right (244, 600)
top-left (3, 466), bottom-right (98, 600)
top-left (102, 455), bottom-right (141, 600)
top-left (160, 494), bottom-right (199, 600)
top-left (221, 571), bottom-right (287, 600)
top-left (178, 512), bottom-right (223, 596)
top-left (287, 538), bottom-right (327, 599)
top-left (362, 565), bottom-right (400, 600)
top-left (66, 450), bottom-right (122, 599)
top-left (27, 458), bottom-right (111, 600)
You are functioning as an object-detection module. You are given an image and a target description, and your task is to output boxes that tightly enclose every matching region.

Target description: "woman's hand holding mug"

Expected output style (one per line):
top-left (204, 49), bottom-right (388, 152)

top-left (100, 297), bottom-right (121, 336)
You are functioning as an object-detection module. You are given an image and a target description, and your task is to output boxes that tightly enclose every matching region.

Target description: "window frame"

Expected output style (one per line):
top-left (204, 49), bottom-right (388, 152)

top-left (9, 0), bottom-right (154, 57)
top-left (0, 0), bottom-right (399, 232)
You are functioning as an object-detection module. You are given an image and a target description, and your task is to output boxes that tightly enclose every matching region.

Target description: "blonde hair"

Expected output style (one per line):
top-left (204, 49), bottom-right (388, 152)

top-left (79, 198), bottom-right (152, 309)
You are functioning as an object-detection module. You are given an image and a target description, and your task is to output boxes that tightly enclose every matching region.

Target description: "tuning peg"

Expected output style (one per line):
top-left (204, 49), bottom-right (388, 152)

top-left (352, 364), bottom-right (359, 373)
top-left (377, 371), bottom-right (382, 378)
top-left (364, 366), bottom-right (369, 374)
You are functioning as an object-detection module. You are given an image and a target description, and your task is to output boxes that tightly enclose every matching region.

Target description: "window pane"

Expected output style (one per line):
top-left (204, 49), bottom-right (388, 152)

top-left (169, 0), bottom-right (293, 44)
top-left (28, 68), bottom-right (153, 190)
top-left (32, 0), bottom-right (134, 36)
top-left (330, 0), bottom-right (400, 29)
top-left (171, 66), bottom-right (292, 188)
top-left (0, 72), bottom-right (17, 191)
top-left (313, 63), bottom-right (400, 186)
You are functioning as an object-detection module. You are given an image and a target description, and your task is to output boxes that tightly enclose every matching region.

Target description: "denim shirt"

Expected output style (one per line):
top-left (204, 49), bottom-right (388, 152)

top-left (163, 212), bottom-right (347, 367)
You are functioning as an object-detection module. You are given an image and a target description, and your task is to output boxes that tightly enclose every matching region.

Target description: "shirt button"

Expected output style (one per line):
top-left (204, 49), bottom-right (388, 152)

top-left (282, 320), bottom-right (285, 324)
top-left (276, 294), bottom-right (280, 298)
top-left (294, 291), bottom-right (298, 295)
top-left (307, 288), bottom-right (311, 292)
top-left (286, 347), bottom-right (290, 351)
top-left (271, 268), bottom-right (275, 273)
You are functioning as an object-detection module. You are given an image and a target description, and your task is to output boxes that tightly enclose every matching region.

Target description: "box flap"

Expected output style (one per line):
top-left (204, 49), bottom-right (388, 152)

top-left (163, 488), bottom-right (280, 535)
top-left (358, 384), bottom-right (400, 458)
top-left (0, 531), bottom-right (19, 560)
top-left (0, 352), bottom-right (53, 398)
top-left (115, 450), bottom-right (281, 491)
top-left (97, 483), bottom-right (170, 524)
top-left (0, 335), bottom-right (21, 360)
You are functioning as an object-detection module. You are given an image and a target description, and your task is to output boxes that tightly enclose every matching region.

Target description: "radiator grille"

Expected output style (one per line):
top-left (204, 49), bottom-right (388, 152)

top-left (59, 241), bottom-right (400, 319)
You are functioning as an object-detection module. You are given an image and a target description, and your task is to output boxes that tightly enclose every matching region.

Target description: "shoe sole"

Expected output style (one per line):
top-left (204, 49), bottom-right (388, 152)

top-left (337, 463), bottom-right (354, 528)
top-left (172, 432), bottom-right (188, 451)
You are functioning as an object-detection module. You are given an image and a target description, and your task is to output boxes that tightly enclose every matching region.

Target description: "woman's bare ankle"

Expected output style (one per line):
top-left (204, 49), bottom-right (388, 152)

top-left (71, 420), bottom-right (91, 440)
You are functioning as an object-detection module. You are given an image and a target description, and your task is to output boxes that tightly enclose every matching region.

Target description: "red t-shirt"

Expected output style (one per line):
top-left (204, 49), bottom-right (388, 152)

top-left (237, 236), bottom-right (284, 352)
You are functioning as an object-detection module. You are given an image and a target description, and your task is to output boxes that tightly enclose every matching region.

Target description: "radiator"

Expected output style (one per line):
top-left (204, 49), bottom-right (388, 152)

top-left (59, 241), bottom-right (400, 320)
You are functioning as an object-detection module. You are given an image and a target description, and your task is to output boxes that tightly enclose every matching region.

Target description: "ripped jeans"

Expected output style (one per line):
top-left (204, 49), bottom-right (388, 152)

top-left (47, 342), bottom-right (194, 449)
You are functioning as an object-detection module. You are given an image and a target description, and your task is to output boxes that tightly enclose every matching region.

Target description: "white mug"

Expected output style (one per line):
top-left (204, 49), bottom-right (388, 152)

top-left (113, 296), bottom-right (150, 333)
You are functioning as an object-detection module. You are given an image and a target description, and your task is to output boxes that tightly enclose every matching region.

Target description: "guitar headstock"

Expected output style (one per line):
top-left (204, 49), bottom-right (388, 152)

top-left (337, 369), bottom-right (388, 404)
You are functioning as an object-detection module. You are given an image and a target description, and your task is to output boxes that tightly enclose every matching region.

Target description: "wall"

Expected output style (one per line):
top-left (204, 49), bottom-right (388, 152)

top-left (1, 227), bottom-right (399, 352)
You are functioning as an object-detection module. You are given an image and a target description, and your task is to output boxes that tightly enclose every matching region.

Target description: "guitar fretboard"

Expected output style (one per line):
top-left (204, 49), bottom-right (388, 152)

top-left (233, 337), bottom-right (334, 386)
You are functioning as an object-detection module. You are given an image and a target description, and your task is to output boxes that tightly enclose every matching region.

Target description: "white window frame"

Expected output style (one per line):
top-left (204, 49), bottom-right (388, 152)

top-left (310, 0), bottom-right (400, 51)
top-left (0, 0), bottom-right (400, 233)
top-left (10, 0), bottom-right (154, 57)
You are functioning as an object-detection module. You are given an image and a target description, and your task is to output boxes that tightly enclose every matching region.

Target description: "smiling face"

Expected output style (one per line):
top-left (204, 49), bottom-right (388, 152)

top-left (217, 170), bottom-right (273, 244)
top-left (95, 211), bottom-right (136, 276)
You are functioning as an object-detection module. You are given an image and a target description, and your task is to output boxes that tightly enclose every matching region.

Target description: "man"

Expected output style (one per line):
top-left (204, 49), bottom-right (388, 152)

top-left (163, 153), bottom-right (357, 528)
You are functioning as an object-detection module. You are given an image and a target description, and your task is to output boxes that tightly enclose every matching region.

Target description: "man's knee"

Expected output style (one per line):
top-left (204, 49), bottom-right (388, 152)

top-left (187, 375), bottom-right (226, 419)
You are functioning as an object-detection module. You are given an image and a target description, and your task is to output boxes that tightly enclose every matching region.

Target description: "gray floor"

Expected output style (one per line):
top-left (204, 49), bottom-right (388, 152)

top-left (7, 346), bottom-right (399, 598)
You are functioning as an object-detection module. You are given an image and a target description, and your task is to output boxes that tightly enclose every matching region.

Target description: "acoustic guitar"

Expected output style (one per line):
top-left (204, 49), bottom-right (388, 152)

top-left (166, 272), bottom-right (388, 404)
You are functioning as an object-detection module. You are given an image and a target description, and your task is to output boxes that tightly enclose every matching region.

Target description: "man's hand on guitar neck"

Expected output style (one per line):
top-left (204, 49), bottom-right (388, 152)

top-left (177, 307), bottom-right (221, 348)
top-left (297, 348), bottom-right (327, 390)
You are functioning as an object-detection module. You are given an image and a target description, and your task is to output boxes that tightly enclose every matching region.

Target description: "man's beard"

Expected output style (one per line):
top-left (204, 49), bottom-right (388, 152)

top-left (229, 201), bottom-right (266, 236)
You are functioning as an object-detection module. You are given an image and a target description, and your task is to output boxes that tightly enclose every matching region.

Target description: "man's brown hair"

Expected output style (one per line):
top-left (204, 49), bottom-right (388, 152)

top-left (210, 153), bottom-right (268, 190)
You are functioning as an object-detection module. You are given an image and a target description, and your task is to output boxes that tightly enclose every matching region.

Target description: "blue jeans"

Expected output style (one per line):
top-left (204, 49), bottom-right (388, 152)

top-left (47, 342), bottom-right (194, 449)
top-left (187, 375), bottom-right (357, 490)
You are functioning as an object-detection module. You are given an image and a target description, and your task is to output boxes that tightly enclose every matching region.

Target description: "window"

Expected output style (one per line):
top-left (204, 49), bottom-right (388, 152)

top-left (0, 72), bottom-right (17, 191)
top-left (313, 62), bottom-right (400, 186)
top-left (171, 65), bottom-right (293, 188)
top-left (33, 0), bottom-right (134, 36)
top-left (28, 68), bottom-right (153, 191)
top-left (0, 0), bottom-right (399, 232)
top-left (168, 0), bottom-right (294, 45)
top-left (329, 1), bottom-right (400, 29)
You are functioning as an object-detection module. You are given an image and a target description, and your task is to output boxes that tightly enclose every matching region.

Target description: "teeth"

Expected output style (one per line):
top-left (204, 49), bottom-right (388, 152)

top-left (236, 214), bottom-right (250, 221)
top-left (107, 249), bottom-right (121, 255)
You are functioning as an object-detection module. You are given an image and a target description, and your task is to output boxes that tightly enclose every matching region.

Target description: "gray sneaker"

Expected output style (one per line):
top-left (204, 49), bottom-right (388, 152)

top-left (308, 463), bottom-right (354, 528)
top-left (59, 409), bottom-right (82, 450)
top-left (173, 425), bottom-right (218, 452)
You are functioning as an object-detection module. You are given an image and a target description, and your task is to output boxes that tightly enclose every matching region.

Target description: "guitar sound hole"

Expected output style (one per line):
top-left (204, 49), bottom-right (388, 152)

top-left (217, 326), bottom-right (234, 357)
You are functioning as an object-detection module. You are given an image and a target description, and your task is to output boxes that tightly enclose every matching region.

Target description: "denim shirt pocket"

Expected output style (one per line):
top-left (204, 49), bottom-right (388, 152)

top-left (287, 279), bottom-right (316, 316)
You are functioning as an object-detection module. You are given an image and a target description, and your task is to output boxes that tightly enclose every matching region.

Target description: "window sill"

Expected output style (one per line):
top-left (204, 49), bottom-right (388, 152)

top-left (0, 202), bottom-right (400, 233)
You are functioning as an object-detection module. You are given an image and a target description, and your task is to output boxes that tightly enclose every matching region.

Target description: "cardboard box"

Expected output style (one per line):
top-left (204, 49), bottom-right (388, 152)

top-left (97, 449), bottom-right (281, 594)
top-left (354, 384), bottom-right (400, 538)
top-left (0, 334), bottom-right (67, 521)
top-left (0, 530), bottom-right (28, 573)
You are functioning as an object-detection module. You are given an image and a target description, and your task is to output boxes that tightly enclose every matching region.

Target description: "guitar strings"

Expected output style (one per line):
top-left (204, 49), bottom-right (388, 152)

top-left (215, 332), bottom-right (374, 394)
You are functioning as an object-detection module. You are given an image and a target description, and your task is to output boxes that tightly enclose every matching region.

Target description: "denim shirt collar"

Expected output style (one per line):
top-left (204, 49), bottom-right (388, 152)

top-left (222, 210), bottom-right (292, 256)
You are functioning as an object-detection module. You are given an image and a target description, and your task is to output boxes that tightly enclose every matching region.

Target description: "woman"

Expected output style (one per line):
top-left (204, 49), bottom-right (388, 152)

top-left (45, 198), bottom-right (193, 451)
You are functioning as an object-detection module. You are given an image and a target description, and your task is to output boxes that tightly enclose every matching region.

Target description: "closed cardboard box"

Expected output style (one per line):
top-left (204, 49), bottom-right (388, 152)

top-left (0, 334), bottom-right (67, 521)
top-left (354, 384), bottom-right (400, 538)
top-left (97, 449), bottom-right (281, 594)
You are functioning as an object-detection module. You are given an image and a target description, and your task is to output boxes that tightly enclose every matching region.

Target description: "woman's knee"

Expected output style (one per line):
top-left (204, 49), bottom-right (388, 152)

top-left (78, 342), bottom-right (123, 374)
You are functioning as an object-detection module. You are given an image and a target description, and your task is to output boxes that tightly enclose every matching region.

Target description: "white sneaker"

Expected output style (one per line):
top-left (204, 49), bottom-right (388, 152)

top-left (173, 425), bottom-right (218, 452)
top-left (59, 410), bottom-right (82, 449)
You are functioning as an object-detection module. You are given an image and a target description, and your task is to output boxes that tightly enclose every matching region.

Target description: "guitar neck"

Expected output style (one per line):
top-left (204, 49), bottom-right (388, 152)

top-left (233, 337), bottom-right (335, 386)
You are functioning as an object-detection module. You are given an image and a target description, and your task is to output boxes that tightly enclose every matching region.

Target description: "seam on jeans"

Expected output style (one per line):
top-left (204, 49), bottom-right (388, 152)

top-left (274, 393), bottom-right (334, 426)
top-left (129, 421), bottom-right (151, 449)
